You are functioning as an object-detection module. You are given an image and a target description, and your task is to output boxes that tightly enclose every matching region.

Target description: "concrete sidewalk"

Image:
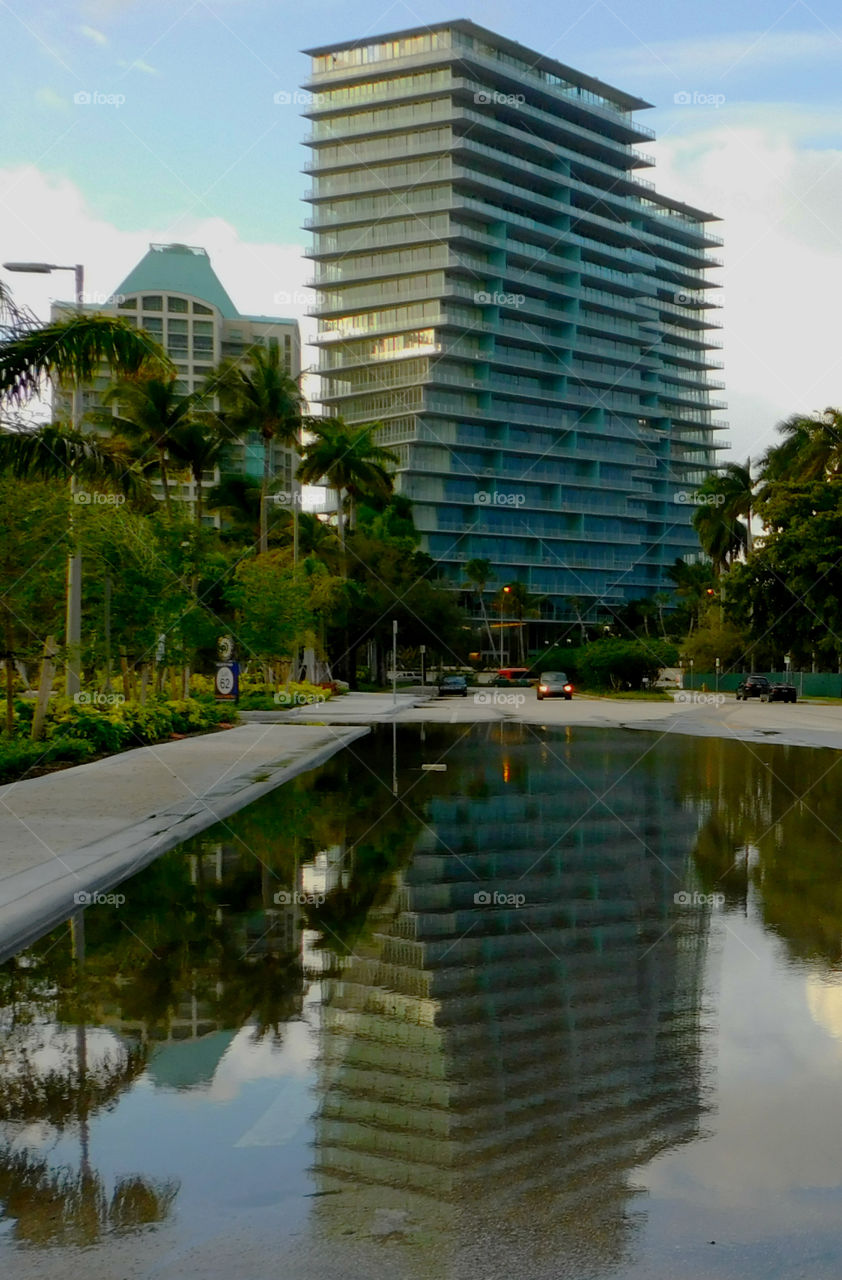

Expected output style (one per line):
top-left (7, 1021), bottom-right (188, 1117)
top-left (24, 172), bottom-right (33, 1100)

top-left (0, 722), bottom-right (367, 964)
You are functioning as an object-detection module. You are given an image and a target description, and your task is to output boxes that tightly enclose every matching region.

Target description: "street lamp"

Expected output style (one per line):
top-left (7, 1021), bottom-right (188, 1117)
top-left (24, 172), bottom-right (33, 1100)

top-left (500, 585), bottom-right (511, 666)
top-left (4, 261), bottom-right (85, 697)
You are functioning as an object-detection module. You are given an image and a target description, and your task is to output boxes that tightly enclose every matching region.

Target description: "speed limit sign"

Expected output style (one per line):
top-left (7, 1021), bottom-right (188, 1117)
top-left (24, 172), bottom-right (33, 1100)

top-left (215, 663), bottom-right (238, 699)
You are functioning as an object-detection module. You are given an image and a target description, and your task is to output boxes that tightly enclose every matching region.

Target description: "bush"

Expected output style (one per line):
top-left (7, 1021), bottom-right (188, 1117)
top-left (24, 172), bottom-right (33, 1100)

top-left (567, 639), bottom-right (679, 691)
top-left (0, 736), bottom-right (95, 783)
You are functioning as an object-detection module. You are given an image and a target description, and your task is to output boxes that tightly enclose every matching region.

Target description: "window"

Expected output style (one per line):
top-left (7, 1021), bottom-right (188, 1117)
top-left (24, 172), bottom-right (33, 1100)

top-left (193, 302), bottom-right (213, 314)
top-left (142, 295), bottom-right (163, 310)
top-left (117, 297), bottom-right (137, 310)
top-left (168, 296), bottom-right (188, 312)
top-left (142, 316), bottom-right (163, 337)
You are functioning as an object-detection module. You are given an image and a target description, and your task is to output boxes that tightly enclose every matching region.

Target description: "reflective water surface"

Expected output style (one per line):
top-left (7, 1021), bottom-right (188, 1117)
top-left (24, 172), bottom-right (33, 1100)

top-left (2, 724), bottom-right (842, 1279)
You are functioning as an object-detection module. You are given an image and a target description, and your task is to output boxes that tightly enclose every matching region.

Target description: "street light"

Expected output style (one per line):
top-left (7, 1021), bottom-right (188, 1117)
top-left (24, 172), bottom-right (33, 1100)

top-left (500, 585), bottom-right (511, 666)
top-left (4, 261), bottom-right (85, 697)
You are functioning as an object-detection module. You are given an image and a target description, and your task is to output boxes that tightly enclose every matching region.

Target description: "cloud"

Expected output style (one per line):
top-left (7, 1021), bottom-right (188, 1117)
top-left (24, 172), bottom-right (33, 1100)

top-left (599, 29), bottom-right (842, 82)
top-left (117, 57), bottom-right (160, 77)
top-left (77, 23), bottom-right (108, 46)
top-left (34, 87), bottom-right (69, 111)
top-left (648, 106), bottom-right (842, 461)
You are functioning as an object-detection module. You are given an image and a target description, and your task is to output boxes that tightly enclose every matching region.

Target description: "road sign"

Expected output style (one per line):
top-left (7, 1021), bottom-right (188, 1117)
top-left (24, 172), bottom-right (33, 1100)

top-left (215, 662), bottom-right (238, 700)
top-left (217, 635), bottom-right (235, 661)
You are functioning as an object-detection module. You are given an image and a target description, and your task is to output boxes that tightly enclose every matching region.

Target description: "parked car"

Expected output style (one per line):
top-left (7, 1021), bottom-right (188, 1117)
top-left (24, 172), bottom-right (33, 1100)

top-left (536, 672), bottom-right (574, 701)
top-left (735, 676), bottom-right (770, 700)
top-left (438, 675), bottom-right (468, 697)
top-left (766, 682), bottom-right (798, 703)
top-left (490, 667), bottom-right (533, 687)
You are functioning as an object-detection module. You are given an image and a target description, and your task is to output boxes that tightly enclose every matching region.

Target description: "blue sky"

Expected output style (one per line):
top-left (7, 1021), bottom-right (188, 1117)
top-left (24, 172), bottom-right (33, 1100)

top-left (2, 0), bottom-right (842, 461)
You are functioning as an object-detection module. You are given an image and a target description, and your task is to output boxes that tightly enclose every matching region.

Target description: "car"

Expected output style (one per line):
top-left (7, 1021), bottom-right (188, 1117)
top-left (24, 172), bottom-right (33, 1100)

top-left (735, 676), bottom-right (770, 700)
top-left (438, 675), bottom-right (468, 697)
top-left (490, 667), bottom-right (533, 687)
top-left (765, 682), bottom-right (797, 703)
top-left (536, 672), bottom-right (574, 701)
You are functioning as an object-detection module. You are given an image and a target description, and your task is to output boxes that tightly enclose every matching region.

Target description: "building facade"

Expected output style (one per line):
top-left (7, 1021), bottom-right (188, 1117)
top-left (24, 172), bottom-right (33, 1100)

top-left (303, 21), bottom-right (725, 624)
top-left (53, 242), bottom-right (301, 525)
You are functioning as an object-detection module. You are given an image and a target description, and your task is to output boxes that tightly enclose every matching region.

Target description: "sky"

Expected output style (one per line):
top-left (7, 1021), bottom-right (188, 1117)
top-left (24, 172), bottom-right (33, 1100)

top-left (2, 0), bottom-right (842, 466)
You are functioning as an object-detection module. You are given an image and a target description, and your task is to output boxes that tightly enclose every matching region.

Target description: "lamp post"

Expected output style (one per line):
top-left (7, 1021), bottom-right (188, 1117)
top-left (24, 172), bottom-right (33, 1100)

top-left (689, 657), bottom-right (694, 691)
top-left (4, 261), bottom-right (85, 697)
top-left (715, 656), bottom-right (720, 695)
top-left (500, 585), bottom-right (511, 666)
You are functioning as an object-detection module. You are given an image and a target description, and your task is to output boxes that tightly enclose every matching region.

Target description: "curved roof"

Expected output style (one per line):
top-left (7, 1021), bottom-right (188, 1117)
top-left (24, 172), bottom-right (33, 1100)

top-left (113, 242), bottom-right (239, 317)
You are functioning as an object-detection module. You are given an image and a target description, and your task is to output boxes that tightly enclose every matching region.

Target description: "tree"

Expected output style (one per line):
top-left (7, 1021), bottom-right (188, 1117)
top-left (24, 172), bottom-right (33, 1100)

top-left (667, 558), bottom-right (716, 634)
top-left (297, 417), bottom-right (398, 568)
top-left (226, 551), bottom-right (315, 674)
top-left (464, 558), bottom-right (496, 658)
top-left (212, 340), bottom-right (305, 555)
top-left (759, 408), bottom-right (842, 489)
top-left (166, 415), bottom-right (237, 528)
top-left (692, 463), bottom-right (751, 575)
top-left (92, 375), bottom-right (199, 520)
top-left (0, 313), bottom-right (166, 416)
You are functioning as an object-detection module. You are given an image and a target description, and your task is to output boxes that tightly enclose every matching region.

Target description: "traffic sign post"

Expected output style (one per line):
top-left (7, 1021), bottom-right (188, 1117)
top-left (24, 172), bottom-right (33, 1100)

top-left (215, 636), bottom-right (239, 703)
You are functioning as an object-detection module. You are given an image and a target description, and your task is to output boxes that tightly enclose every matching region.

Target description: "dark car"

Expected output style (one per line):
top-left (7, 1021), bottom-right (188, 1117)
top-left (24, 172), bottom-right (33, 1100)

top-left (438, 675), bottom-right (468, 697)
top-left (766, 682), bottom-right (797, 703)
top-left (536, 672), bottom-right (574, 701)
top-left (735, 676), bottom-right (770, 700)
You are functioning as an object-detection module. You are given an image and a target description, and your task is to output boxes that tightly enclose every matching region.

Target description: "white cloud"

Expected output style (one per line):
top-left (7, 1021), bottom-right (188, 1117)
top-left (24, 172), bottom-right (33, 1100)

top-left (34, 87), bottom-right (69, 111)
top-left (0, 164), bottom-right (311, 327)
top-left (78, 23), bottom-right (108, 46)
top-left (117, 57), bottom-right (160, 76)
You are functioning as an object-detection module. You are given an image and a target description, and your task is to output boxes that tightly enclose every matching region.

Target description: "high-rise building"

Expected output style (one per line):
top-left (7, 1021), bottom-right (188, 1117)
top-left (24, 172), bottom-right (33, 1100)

top-left (303, 22), bottom-right (725, 628)
top-left (52, 242), bottom-right (301, 525)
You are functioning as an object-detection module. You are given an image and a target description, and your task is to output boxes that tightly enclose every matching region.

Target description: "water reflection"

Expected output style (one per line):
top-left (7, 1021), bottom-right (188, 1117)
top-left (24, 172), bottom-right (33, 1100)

top-left (311, 725), bottom-right (712, 1276)
top-left (0, 726), bottom-right (841, 1271)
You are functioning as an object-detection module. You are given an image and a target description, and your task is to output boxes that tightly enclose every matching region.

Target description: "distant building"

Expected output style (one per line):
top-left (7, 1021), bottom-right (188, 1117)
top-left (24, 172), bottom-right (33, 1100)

top-left (52, 242), bottom-right (301, 525)
top-left (303, 21), bottom-right (725, 627)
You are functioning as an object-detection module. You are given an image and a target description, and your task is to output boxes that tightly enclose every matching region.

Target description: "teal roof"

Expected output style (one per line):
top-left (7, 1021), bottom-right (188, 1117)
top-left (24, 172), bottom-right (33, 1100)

top-left (113, 243), bottom-right (239, 317)
top-left (243, 314), bottom-right (299, 327)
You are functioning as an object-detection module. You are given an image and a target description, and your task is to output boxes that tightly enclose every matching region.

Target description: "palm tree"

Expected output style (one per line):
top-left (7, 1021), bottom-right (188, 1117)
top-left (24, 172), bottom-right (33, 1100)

top-left (499, 580), bottom-right (543, 663)
top-left (207, 472), bottom-right (262, 543)
top-left (667, 558), bottom-right (715, 634)
top-left (167, 416), bottom-right (237, 528)
top-left (211, 340), bottom-right (305, 555)
top-left (760, 408), bottom-right (842, 486)
top-left (0, 313), bottom-right (165, 415)
top-left (692, 464), bottom-right (751, 575)
top-left (297, 417), bottom-right (398, 571)
top-left (464, 558), bottom-right (496, 658)
top-left (91, 375), bottom-right (198, 520)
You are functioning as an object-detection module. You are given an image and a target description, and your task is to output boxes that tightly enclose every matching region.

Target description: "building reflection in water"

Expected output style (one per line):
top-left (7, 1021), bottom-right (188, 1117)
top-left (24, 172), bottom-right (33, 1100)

top-left (311, 724), bottom-right (714, 1276)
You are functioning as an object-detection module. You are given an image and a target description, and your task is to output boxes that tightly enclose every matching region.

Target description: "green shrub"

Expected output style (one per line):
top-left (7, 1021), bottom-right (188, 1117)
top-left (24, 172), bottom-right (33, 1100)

top-left (0, 736), bottom-right (95, 783)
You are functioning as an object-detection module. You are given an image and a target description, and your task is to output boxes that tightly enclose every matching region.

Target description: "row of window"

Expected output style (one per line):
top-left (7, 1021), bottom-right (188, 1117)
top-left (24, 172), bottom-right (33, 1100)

top-left (313, 126), bottom-right (452, 170)
top-left (312, 31), bottom-right (453, 73)
top-left (118, 294), bottom-right (214, 315)
top-left (312, 70), bottom-right (452, 109)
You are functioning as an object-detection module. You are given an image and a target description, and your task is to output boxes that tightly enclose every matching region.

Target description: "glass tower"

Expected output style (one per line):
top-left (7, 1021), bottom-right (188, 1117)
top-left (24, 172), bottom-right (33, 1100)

top-left (303, 21), bottom-right (725, 626)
